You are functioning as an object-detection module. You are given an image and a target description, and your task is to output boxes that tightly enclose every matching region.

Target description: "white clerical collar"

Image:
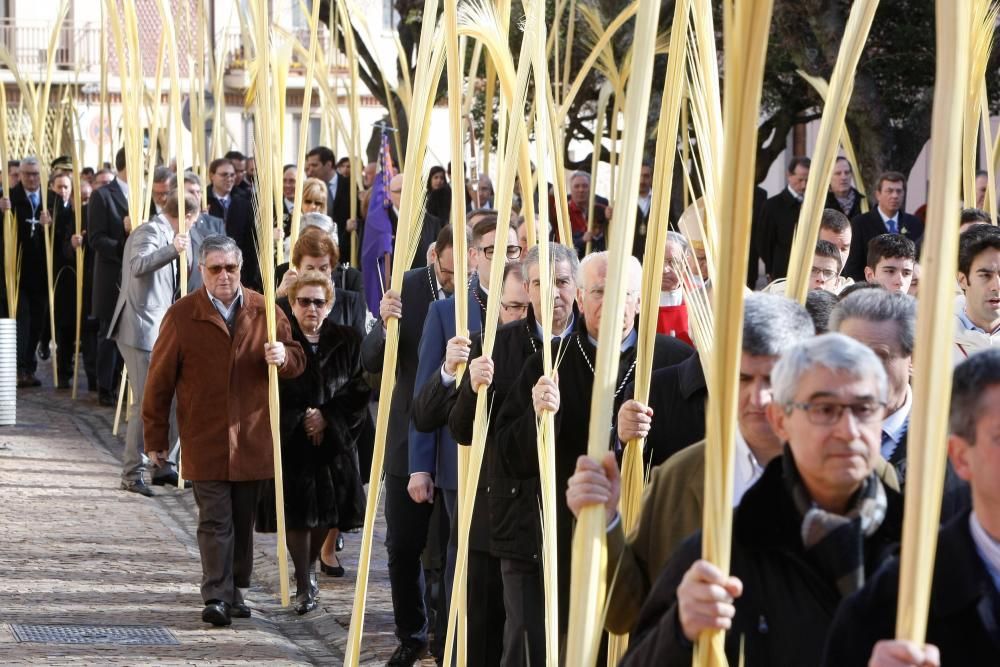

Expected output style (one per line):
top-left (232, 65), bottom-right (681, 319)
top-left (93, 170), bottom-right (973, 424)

top-left (659, 288), bottom-right (684, 307)
top-left (786, 185), bottom-right (803, 202)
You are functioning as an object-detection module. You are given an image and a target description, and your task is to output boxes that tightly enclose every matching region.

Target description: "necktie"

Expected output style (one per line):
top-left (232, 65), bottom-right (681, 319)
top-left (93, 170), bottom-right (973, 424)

top-left (881, 430), bottom-right (896, 459)
top-left (887, 218), bottom-right (897, 234)
top-left (28, 192), bottom-right (38, 211)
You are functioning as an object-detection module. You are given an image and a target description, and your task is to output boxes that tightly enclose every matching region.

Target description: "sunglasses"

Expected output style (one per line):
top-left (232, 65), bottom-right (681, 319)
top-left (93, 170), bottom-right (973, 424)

top-left (203, 263), bottom-right (240, 275)
top-left (295, 297), bottom-right (328, 309)
top-left (304, 199), bottom-right (325, 206)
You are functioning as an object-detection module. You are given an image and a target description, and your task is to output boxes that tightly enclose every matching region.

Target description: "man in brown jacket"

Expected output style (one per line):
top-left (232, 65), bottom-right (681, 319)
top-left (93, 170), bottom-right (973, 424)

top-left (143, 235), bottom-right (305, 627)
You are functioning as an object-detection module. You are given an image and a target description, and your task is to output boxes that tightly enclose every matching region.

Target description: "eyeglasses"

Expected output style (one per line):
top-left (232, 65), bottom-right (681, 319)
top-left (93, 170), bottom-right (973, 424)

top-left (215, 172), bottom-right (236, 179)
top-left (479, 244), bottom-right (522, 260)
top-left (295, 297), bottom-right (328, 309)
top-left (810, 267), bottom-right (838, 281)
top-left (784, 400), bottom-right (886, 426)
top-left (501, 302), bottom-right (528, 314)
top-left (203, 263), bottom-right (240, 275)
top-left (303, 199), bottom-right (325, 206)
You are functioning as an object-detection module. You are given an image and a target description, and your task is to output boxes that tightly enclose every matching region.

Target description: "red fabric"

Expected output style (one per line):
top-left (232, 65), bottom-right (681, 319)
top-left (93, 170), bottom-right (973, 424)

top-left (657, 303), bottom-right (692, 346)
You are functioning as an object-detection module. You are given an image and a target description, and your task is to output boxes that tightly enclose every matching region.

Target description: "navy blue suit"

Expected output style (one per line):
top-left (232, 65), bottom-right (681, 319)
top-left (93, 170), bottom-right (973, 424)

top-left (409, 277), bottom-right (484, 491)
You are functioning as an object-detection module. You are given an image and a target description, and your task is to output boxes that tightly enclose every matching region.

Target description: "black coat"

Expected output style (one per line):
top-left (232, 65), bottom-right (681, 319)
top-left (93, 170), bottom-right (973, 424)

top-left (823, 510), bottom-right (1000, 666)
top-left (389, 209), bottom-right (443, 271)
top-left (445, 308), bottom-right (551, 553)
top-left (256, 317), bottom-right (369, 532)
top-left (843, 209), bottom-right (924, 282)
top-left (361, 264), bottom-right (441, 478)
top-left (747, 185), bottom-right (768, 288)
top-left (621, 458), bottom-right (904, 667)
top-left (5, 183), bottom-right (48, 307)
top-left (825, 187), bottom-right (864, 220)
top-left (206, 188), bottom-right (262, 292)
top-left (888, 428), bottom-right (970, 522)
top-left (86, 178), bottom-right (130, 322)
top-left (761, 188), bottom-right (803, 280)
top-left (626, 351), bottom-right (707, 467)
top-left (493, 316), bottom-right (693, 630)
top-left (326, 173), bottom-right (358, 262)
top-left (53, 202), bottom-right (93, 329)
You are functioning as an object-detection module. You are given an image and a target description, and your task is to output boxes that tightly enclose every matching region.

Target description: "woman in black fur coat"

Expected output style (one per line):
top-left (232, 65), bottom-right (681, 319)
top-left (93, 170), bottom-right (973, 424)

top-left (256, 271), bottom-right (369, 614)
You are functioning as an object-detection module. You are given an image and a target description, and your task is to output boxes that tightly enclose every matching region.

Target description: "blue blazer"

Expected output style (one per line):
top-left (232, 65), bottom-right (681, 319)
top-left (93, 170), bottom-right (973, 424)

top-left (409, 277), bottom-right (484, 490)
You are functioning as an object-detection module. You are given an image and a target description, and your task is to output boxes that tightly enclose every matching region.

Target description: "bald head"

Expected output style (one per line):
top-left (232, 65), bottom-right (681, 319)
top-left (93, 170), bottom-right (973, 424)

top-left (578, 252), bottom-right (642, 341)
top-left (389, 173), bottom-right (404, 209)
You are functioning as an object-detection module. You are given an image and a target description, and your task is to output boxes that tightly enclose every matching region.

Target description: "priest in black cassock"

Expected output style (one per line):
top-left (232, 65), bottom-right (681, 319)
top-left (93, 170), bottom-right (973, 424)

top-left (492, 251), bottom-right (694, 659)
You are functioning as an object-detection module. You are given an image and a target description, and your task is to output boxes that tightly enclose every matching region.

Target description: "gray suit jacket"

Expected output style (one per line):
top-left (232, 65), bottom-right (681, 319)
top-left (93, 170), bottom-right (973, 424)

top-left (108, 216), bottom-right (180, 351)
top-left (187, 213), bottom-right (226, 292)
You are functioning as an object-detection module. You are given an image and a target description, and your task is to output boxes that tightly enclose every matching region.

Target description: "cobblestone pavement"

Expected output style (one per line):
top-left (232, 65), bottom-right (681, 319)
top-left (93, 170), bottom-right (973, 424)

top-left (0, 370), bottom-right (436, 666)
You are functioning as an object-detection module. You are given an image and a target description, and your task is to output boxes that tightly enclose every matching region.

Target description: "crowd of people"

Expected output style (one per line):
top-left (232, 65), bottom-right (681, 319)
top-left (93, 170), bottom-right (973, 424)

top-left (3, 141), bottom-right (1000, 666)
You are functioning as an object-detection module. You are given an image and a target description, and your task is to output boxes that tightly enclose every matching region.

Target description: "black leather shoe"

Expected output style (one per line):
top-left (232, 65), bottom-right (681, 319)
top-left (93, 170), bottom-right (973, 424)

top-left (37, 344), bottom-right (50, 361)
top-left (202, 600), bottom-right (232, 626)
top-left (120, 479), bottom-right (155, 497)
top-left (320, 556), bottom-right (344, 577)
top-left (231, 602), bottom-right (251, 618)
top-left (387, 642), bottom-right (428, 666)
top-left (294, 591), bottom-right (317, 615)
top-left (152, 471), bottom-right (192, 488)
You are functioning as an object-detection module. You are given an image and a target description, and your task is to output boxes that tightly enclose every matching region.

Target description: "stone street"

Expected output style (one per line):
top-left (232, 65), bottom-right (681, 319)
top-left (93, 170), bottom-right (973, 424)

top-left (0, 373), bottom-right (432, 665)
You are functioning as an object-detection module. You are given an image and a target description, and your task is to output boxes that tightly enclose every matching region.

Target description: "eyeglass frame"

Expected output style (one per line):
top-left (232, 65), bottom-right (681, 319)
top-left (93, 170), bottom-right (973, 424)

top-left (783, 399), bottom-right (887, 426)
top-left (477, 244), bottom-right (522, 260)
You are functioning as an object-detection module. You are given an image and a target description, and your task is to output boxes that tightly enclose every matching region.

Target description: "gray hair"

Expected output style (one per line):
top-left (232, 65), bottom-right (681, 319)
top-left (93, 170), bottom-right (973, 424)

top-left (569, 171), bottom-right (590, 184)
top-left (168, 171), bottom-right (201, 190)
top-left (21, 156), bottom-right (39, 169)
top-left (152, 165), bottom-right (173, 184)
top-left (666, 230), bottom-right (690, 254)
top-left (743, 293), bottom-right (815, 357)
top-left (829, 289), bottom-right (916, 356)
top-left (199, 235), bottom-right (243, 266)
top-left (950, 349), bottom-right (1000, 442)
top-left (578, 251), bottom-right (641, 292)
top-left (771, 333), bottom-right (888, 406)
top-left (520, 242), bottom-right (581, 285)
top-left (301, 212), bottom-right (336, 241)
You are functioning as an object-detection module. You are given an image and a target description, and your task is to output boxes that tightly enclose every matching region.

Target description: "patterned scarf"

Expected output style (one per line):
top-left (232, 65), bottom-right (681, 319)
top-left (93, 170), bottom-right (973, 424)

top-left (782, 445), bottom-right (887, 596)
top-left (835, 190), bottom-right (857, 216)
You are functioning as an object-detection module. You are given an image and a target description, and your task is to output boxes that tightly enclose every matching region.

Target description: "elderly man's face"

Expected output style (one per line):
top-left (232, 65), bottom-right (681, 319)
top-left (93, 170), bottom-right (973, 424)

top-left (80, 182), bottom-right (93, 206)
top-left (570, 176), bottom-right (590, 206)
top-left (768, 367), bottom-right (884, 511)
top-left (527, 259), bottom-right (577, 334)
top-left (20, 163), bottom-right (40, 192)
top-left (578, 257), bottom-right (639, 341)
top-left (200, 250), bottom-right (242, 305)
top-left (875, 179), bottom-right (905, 215)
top-left (51, 176), bottom-right (71, 203)
top-left (661, 241), bottom-right (684, 292)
